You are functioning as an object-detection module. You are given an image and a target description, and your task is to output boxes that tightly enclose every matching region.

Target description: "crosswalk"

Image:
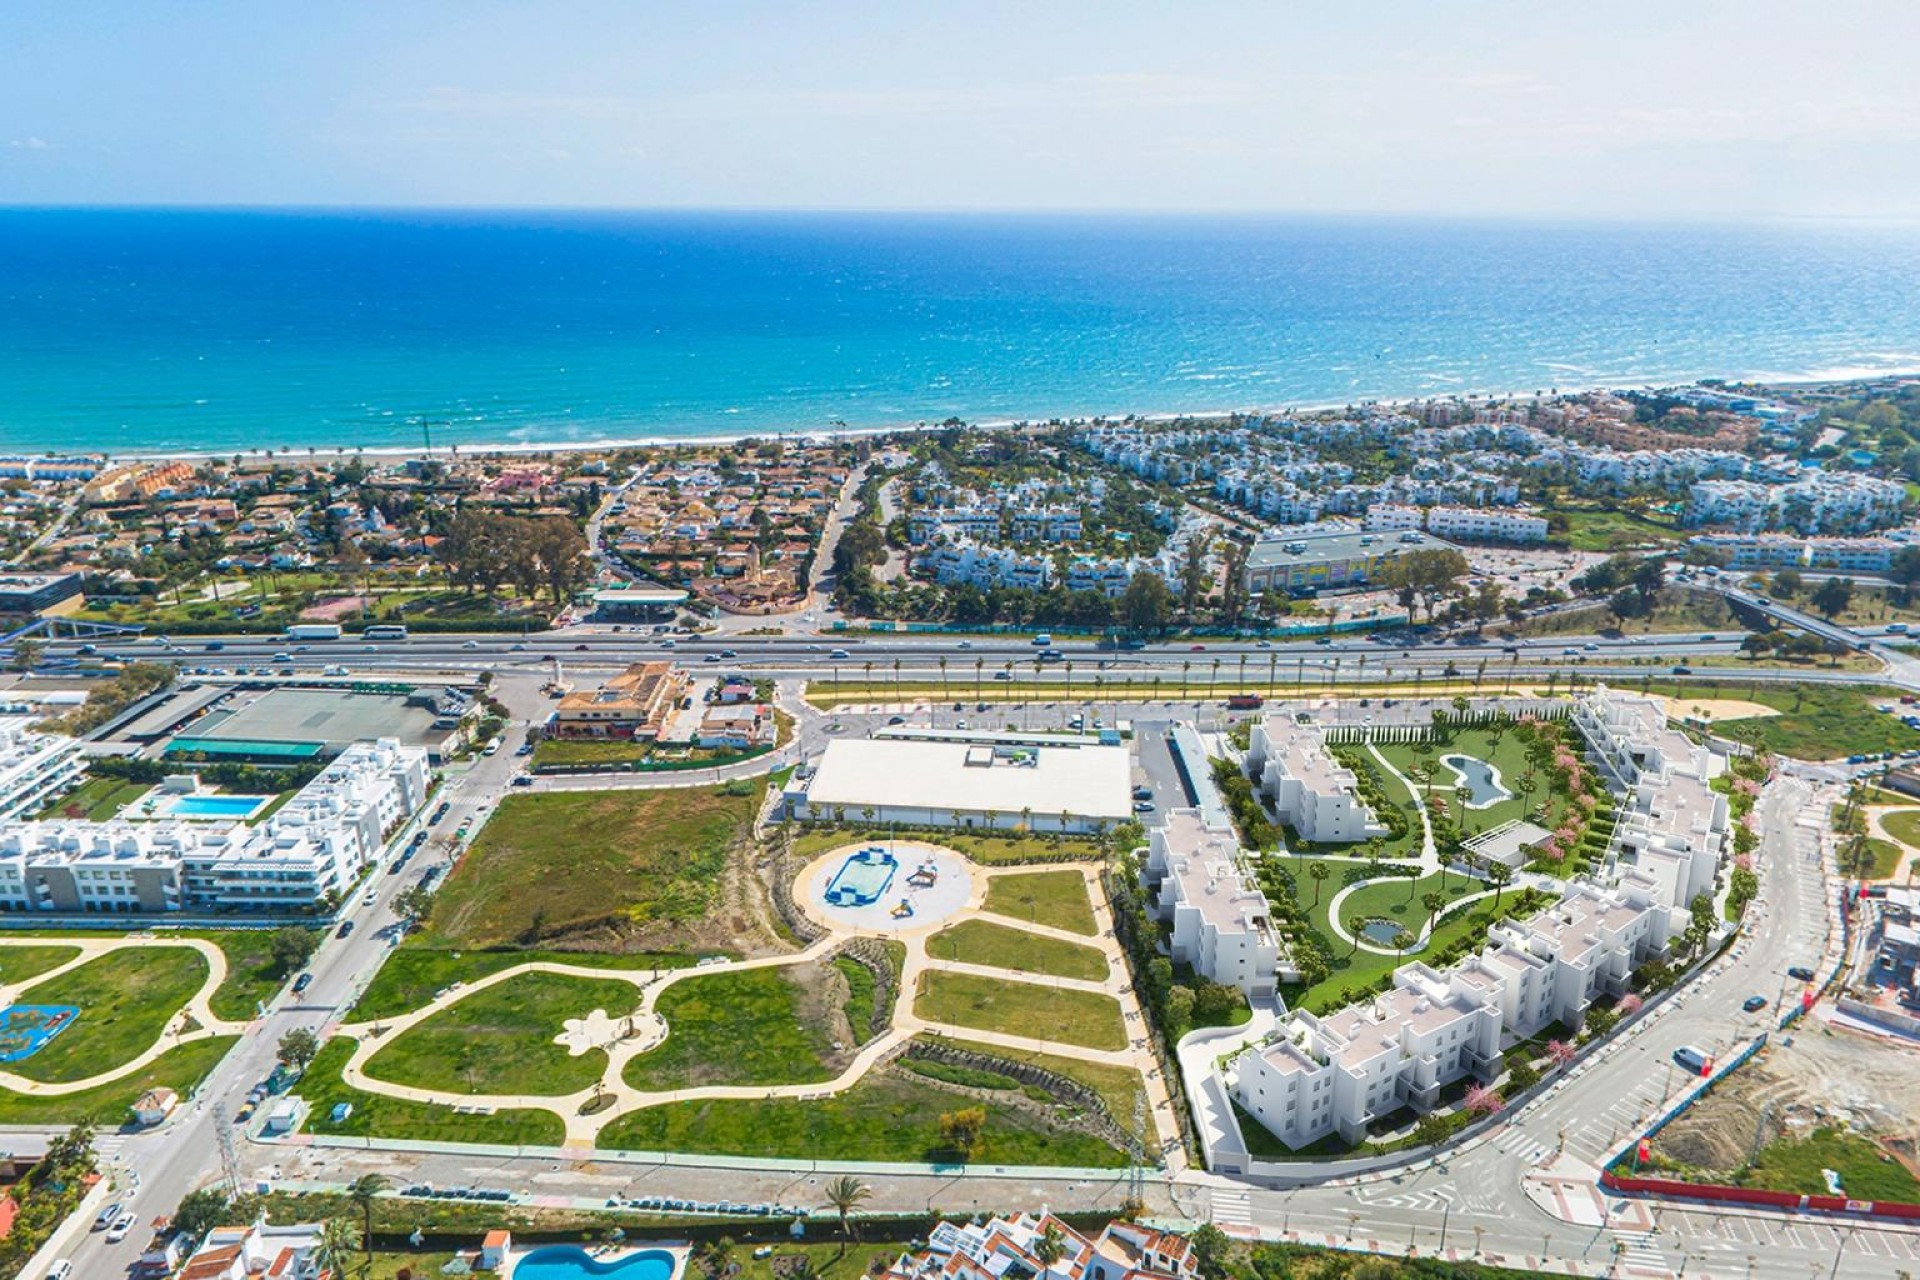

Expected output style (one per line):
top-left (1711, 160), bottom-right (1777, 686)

top-left (1209, 1187), bottom-right (1252, 1228)
top-left (1489, 1127), bottom-right (1556, 1166)
top-left (1608, 1229), bottom-right (1668, 1274)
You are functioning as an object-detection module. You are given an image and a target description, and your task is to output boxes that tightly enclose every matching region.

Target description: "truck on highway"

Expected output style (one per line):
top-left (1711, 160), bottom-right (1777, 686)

top-left (285, 623), bottom-right (342, 642)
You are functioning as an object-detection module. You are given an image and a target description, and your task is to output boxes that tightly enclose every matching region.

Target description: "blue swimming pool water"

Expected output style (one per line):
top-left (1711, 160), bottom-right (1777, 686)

top-left (824, 848), bottom-right (899, 907)
top-left (1438, 754), bottom-right (1513, 809)
top-left (165, 794), bottom-right (270, 819)
top-left (512, 1246), bottom-right (678, 1280)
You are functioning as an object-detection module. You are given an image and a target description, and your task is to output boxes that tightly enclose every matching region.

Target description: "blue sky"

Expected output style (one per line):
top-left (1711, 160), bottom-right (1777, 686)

top-left (2, 0), bottom-right (1915, 216)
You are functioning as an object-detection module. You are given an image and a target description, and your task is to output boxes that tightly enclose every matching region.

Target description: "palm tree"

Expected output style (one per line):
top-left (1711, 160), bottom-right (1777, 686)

top-left (823, 1176), bottom-right (871, 1256)
top-left (1488, 862), bottom-right (1513, 907)
top-left (1392, 929), bottom-right (1415, 963)
top-left (939, 656), bottom-right (949, 704)
top-left (1180, 659), bottom-right (1191, 701)
top-left (1346, 914), bottom-right (1368, 957)
top-left (1035, 1222), bottom-right (1068, 1269)
top-left (317, 1218), bottom-right (360, 1278)
top-left (974, 657), bottom-right (984, 702)
top-left (1307, 861), bottom-right (1330, 906)
top-left (346, 1173), bottom-right (390, 1276)
top-left (1422, 890), bottom-right (1446, 937)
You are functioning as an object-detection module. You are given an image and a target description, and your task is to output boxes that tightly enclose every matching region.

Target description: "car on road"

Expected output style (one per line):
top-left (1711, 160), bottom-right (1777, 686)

top-left (205, 640), bottom-right (225, 651)
top-left (1132, 786), bottom-right (1153, 800)
top-left (292, 973), bottom-right (313, 994)
top-left (271, 652), bottom-right (292, 663)
top-left (957, 639), bottom-right (973, 649)
top-left (720, 649), bottom-right (737, 658)
top-left (1189, 643), bottom-right (1206, 651)
top-left (106, 1213), bottom-right (136, 1243)
top-left (829, 649), bottom-right (850, 660)
top-left (1671, 1045), bottom-right (1712, 1074)
top-left (1256, 639), bottom-right (1272, 648)
top-left (462, 639), bottom-right (480, 649)
top-left (887, 716), bottom-right (906, 724)
top-left (92, 1203), bottom-right (121, 1231)
top-left (44, 1261), bottom-right (72, 1280)
top-left (955, 719), bottom-right (969, 730)
top-left (1133, 799), bottom-right (1156, 813)
top-left (1787, 965), bottom-right (1816, 981)
top-left (704, 653), bottom-right (721, 663)
top-left (337, 919), bottom-right (355, 938)
top-left (512, 775), bottom-right (534, 787)
top-left (993, 669), bottom-right (1012, 680)
top-left (1742, 995), bottom-right (1768, 1012)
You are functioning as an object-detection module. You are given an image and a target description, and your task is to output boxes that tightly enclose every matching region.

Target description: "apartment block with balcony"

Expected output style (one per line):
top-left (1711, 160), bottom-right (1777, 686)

top-left (1244, 712), bottom-right (1385, 844)
top-left (1141, 808), bottom-right (1287, 999)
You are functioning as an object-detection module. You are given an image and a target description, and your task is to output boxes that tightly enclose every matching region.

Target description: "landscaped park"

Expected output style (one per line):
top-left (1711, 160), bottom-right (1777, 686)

top-left (300, 783), bottom-right (1168, 1167)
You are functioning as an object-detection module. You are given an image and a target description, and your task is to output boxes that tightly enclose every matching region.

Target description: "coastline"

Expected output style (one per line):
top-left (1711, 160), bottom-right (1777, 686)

top-left (98, 363), bottom-right (1920, 465)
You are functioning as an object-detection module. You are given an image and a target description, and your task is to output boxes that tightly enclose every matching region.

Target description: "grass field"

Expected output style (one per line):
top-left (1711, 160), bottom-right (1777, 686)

top-left (1370, 726), bottom-right (1577, 843)
top-left (914, 971), bottom-right (1126, 1051)
top-left (1884, 809), bottom-right (1920, 848)
top-left (1286, 885), bottom-right (1544, 1015)
top-left (623, 967), bottom-right (838, 1091)
top-left (196, 930), bottom-right (313, 1021)
top-left (929, 1035), bottom-right (1147, 1124)
top-left (298, 1038), bottom-right (567, 1147)
top-left (34, 776), bottom-right (149, 821)
top-left (926, 920), bottom-right (1109, 982)
top-left (596, 1070), bottom-right (1126, 1166)
top-left (791, 827), bottom-right (1104, 867)
top-left (1554, 507), bottom-right (1684, 552)
top-left (1631, 679), bottom-right (1920, 760)
top-left (1737, 1127), bottom-right (1920, 1201)
top-left (425, 781), bottom-right (763, 948)
top-left (0, 1036), bottom-right (236, 1124)
top-left (979, 870), bottom-right (1100, 935)
top-left (531, 739), bottom-right (651, 768)
top-left (365, 971), bottom-right (642, 1097)
top-left (1859, 837), bottom-right (1908, 880)
top-left (0, 945), bottom-right (80, 987)
top-left (12, 946), bottom-right (209, 1083)
top-left (353, 948), bottom-right (693, 1023)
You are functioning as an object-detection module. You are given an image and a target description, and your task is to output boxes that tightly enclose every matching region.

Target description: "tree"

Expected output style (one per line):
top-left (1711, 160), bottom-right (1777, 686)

top-left (1771, 568), bottom-right (1804, 598)
top-left (938, 1107), bottom-right (987, 1161)
top-left (1422, 890), bottom-right (1446, 937)
top-left (1380, 548), bottom-right (1470, 622)
top-left (1121, 571), bottom-right (1174, 637)
top-left (1488, 862), bottom-right (1513, 907)
top-left (269, 927), bottom-right (318, 976)
top-left (45, 1120), bottom-right (96, 1176)
top-left (171, 1187), bottom-right (230, 1242)
top-left (1413, 1112), bottom-right (1451, 1147)
top-left (1188, 1224), bottom-right (1231, 1280)
top-left (9, 637), bottom-right (42, 673)
top-left (1307, 860), bottom-right (1330, 906)
top-left (1346, 914), bottom-right (1368, 957)
top-left (346, 1173), bottom-right (390, 1276)
top-left (822, 1176), bottom-right (870, 1253)
top-left (1035, 1222), bottom-right (1068, 1269)
top-left (276, 1026), bottom-right (320, 1072)
top-left (392, 883), bottom-right (435, 927)
top-left (317, 1218), bottom-right (361, 1277)
top-left (1811, 576), bottom-right (1856, 621)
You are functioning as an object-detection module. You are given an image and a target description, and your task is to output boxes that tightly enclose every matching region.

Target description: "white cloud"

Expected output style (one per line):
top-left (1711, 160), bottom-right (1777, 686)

top-left (8, 136), bottom-right (51, 150)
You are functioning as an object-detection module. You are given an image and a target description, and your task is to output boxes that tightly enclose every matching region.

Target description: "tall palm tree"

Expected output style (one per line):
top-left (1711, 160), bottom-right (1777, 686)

top-left (346, 1173), bottom-right (390, 1276)
top-left (823, 1175), bottom-right (871, 1255)
top-left (939, 656), bottom-right (949, 704)
top-left (974, 657), bottom-right (984, 702)
top-left (1346, 914), bottom-right (1367, 957)
top-left (1307, 861), bottom-right (1330, 906)
top-left (317, 1218), bottom-right (360, 1279)
top-left (1035, 1222), bottom-right (1068, 1268)
top-left (1422, 891), bottom-right (1446, 937)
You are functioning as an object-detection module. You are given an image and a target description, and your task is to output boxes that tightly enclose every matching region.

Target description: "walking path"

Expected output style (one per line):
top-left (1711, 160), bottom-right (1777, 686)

top-left (330, 853), bottom-right (1185, 1159)
top-left (0, 936), bottom-right (248, 1096)
top-left (1364, 742), bottom-right (1438, 867)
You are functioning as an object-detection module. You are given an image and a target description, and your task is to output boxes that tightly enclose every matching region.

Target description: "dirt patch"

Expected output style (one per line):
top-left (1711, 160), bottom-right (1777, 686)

top-left (1649, 695), bottom-right (1781, 724)
top-left (301, 595), bottom-right (375, 620)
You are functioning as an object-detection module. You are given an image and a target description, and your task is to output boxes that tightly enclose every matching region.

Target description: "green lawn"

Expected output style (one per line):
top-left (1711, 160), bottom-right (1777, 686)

top-left (0, 945), bottom-right (81, 986)
top-left (1319, 865), bottom-right (1484, 941)
top-left (1287, 888), bottom-right (1546, 1015)
top-left (298, 1038), bottom-right (566, 1147)
top-left (623, 967), bottom-right (839, 1091)
top-left (352, 947), bottom-right (693, 1023)
top-left (0, 1036), bottom-right (237, 1124)
top-left (929, 1035), bottom-right (1147, 1125)
top-left (531, 739), bottom-right (651, 768)
top-left (1859, 837), bottom-right (1907, 880)
top-left (365, 971), bottom-right (642, 1097)
top-left (791, 827), bottom-right (1105, 867)
top-left (1631, 678), bottom-right (1920, 760)
top-left (1736, 1127), bottom-right (1920, 1201)
top-left (12, 947), bottom-right (209, 1083)
top-left (979, 870), bottom-right (1100, 935)
top-left (1884, 809), bottom-right (1920, 848)
top-left (926, 920), bottom-right (1109, 982)
top-left (196, 930), bottom-right (316, 1021)
top-left (596, 1071), bottom-right (1126, 1167)
top-left (914, 971), bottom-right (1126, 1051)
top-left (425, 781), bottom-right (764, 948)
top-left (1555, 507), bottom-right (1684, 552)
top-left (34, 776), bottom-right (149, 820)
top-left (1371, 726), bottom-right (1577, 843)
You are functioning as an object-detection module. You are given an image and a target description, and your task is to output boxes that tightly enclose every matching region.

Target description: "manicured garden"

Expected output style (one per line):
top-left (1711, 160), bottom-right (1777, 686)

top-left (34, 775), bottom-right (148, 821)
top-left (1371, 723), bottom-right (1584, 845)
top-left (979, 870), bottom-right (1099, 935)
top-left (11, 946), bottom-right (209, 1083)
top-left (0, 1036), bottom-right (237, 1123)
top-left (914, 971), bottom-right (1126, 1051)
top-left (299, 1038), bottom-right (567, 1147)
top-left (926, 920), bottom-right (1109, 982)
top-left (596, 1071), bottom-right (1127, 1166)
top-left (623, 966), bottom-right (840, 1091)
top-left (365, 971), bottom-right (643, 1097)
top-left (425, 780), bottom-right (764, 948)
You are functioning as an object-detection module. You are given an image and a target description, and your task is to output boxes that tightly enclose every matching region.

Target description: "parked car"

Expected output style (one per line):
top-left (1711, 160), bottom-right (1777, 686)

top-left (1742, 995), bottom-right (1768, 1012)
top-left (337, 919), bottom-right (355, 938)
top-left (1787, 965), bottom-right (1815, 982)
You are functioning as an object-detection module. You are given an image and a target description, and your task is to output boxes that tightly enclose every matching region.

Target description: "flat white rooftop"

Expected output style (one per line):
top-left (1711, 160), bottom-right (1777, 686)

top-left (803, 737), bottom-right (1132, 822)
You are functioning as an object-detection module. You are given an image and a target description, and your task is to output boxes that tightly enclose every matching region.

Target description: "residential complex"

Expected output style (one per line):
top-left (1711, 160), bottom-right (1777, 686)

top-left (1365, 504), bottom-right (1550, 544)
top-left (0, 738), bottom-right (428, 916)
top-left (1242, 529), bottom-right (1450, 598)
top-left (1141, 807), bottom-right (1289, 999)
top-left (1244, 711), bottom-right (1384, 843)
top-left (883, 1212), bottom-right (1195, 1280)
top-left (0, 716), bottom-right (85, 821)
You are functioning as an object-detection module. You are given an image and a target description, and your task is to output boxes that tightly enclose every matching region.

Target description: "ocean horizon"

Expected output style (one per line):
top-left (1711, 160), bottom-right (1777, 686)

top-left (3, 208), bottom-right (1920, 457)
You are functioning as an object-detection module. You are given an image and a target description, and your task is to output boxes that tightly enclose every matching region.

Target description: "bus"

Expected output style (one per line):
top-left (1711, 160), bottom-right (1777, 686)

top-left (363, 625), bottom-right (409, 640)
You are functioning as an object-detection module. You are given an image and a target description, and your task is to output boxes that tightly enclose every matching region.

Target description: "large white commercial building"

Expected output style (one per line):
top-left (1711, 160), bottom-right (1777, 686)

top-left (1228, 876), bottom-right (1663, 1149)
top-left (788, 737), bottom-right (1132, 834)
top-left (0, 717), bottom-right (85, 822)
top-left (1141, 808), bottom-right (1289, 999)
top-left (0, 739), bottom-right (428, 917)
top-left (1244, 713), bottom-right (1384, 844)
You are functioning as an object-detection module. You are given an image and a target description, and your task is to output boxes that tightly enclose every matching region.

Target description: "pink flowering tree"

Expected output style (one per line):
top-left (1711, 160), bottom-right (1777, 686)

top-left (1617, 993), bottom-right (1644, 1017)
top-left (1464, 1084), bottom-right (1505, 1116)
top-left (1547, 1039), bottom-right (1578, 1070)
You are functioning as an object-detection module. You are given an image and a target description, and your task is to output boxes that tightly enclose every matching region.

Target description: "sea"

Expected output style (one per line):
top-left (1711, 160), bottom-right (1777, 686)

top-left (3, 208), bottom-right (1920, 457)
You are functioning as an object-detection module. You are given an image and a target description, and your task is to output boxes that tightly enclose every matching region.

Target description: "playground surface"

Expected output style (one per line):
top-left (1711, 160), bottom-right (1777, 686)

top-left (0, 1004), bottom-right (78, 1063)
top-left (795, 840), bottom-right (973, 934)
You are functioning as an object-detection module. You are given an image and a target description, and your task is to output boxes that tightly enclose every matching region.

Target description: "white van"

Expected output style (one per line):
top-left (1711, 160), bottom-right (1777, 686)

top-left (1671, 1045), bottom-right (1712, 1075)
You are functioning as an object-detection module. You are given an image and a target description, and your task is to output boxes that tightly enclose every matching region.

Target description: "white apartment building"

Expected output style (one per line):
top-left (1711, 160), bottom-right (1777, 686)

top-left (1010, 506), bottom-right (1084, 543)
top-left (1686, 473), bottom-right (1908, 535)
top-left (1244, 712), bottom-right (1384, 843)
top-left (1687, 532), bottom-right (1904, 572)
top-left (1229, 876), bottom-right (1662, 1149)
top-left (1362, 504), bottom-right (1423, 533)
top-left (920, 539), bottom-right (1051, 591)
top-left (1425, 506), bottom-right (1549, 544)
top-left (1572, 685), bottom-right (1729, 938)
top-left (1141, 808), bottom-right (1287, 999)
top-left (0, 717), bottom-right (85, 822)
top-left (0, 739), bottom-right (428, 916)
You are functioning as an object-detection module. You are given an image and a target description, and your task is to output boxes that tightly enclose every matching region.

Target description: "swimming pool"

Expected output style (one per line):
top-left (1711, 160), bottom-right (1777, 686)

top-left (512, 1246), bottom-right (678, 1280)
top-left (824, 847), bottom-right (899, 907)
top-left (160, 793), bottom-right (271, 820)
top-left (1437, 754), bottom-right (1512, 809)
